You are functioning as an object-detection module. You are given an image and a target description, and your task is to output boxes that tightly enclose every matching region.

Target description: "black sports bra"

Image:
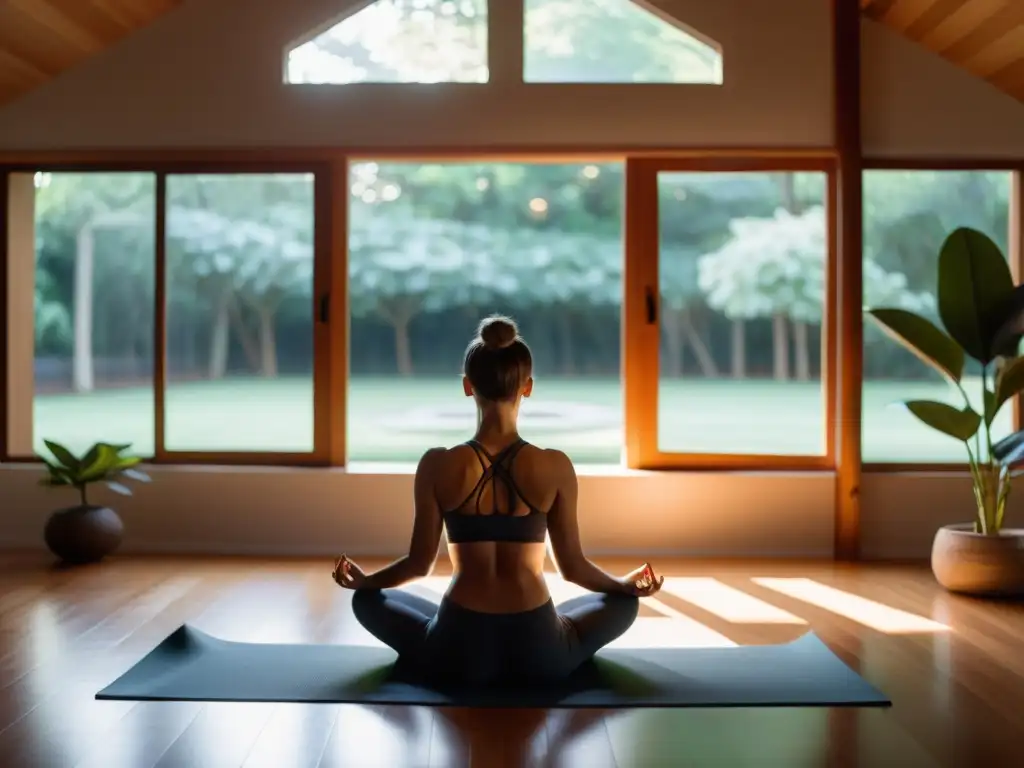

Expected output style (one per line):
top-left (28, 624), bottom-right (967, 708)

top-left (442, 439), bottom-right (548, 544)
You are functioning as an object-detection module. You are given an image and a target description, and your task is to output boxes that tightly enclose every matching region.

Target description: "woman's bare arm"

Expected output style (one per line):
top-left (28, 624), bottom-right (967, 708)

top-left (546, 450), bottom-right (631, 595)
top-left (360, 447), bottom-right (445, 590)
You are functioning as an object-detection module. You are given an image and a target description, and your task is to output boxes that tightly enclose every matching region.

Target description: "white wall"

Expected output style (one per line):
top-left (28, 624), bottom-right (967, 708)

top-left (0, 0), bottom-right (832, 149)
top-left (0, 464), bottom-right (836, 558)
top-left (2, 3), bottom-right (1024, 561)
top-left (861, 18), bottom-right (1024, 158)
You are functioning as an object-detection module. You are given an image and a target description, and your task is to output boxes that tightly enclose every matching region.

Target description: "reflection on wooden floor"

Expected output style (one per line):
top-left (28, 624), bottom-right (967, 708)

top-left (0, 555), bottom-right (1019, 767)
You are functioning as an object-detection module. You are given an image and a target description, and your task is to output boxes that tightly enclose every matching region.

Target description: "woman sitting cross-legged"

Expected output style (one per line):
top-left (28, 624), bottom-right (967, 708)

top-left (333, 314), bottom-right (663, 688)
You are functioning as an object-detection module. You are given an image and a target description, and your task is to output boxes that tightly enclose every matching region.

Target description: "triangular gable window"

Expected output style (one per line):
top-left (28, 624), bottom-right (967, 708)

top-left (523, 0), bottom-right (722, 83)
top-left (286, 0), bottom-right (489, 84)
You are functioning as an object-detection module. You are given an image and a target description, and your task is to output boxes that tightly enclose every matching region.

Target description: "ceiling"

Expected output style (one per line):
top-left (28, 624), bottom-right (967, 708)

top-left (862, 0), bottom-right (1024, 101)
top-left (0, 0), bottom-right (181, 108)
top-left (0, 1), bottom-right (1022, 110)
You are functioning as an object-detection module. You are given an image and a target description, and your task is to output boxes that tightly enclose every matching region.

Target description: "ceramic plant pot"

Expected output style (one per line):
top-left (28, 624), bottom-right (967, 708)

top-left (931, 523), bottom-right (1024, 597)
top-left (43, 505), bottom-right (124, 565)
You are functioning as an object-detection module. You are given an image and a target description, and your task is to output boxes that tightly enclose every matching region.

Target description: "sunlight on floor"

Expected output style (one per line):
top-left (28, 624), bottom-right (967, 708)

top-left (751, 578), bottom-right (951, 634)
top-left (632, 602), bottom-right (736, 648)
top-left (660, 578), bottom-right (808, 624)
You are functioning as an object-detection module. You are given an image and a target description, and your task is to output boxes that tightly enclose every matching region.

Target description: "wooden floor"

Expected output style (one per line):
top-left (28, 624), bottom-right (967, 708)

top-left (0, 555), bottom-right (1020, 767)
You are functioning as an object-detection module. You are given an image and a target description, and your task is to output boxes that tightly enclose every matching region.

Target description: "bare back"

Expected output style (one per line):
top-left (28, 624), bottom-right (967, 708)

top-left (431, 441), bottom-right (563, 613)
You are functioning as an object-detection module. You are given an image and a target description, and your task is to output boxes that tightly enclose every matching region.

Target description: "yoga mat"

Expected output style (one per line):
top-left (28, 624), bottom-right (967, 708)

top-left (96, 625), bottom-right (890, 708)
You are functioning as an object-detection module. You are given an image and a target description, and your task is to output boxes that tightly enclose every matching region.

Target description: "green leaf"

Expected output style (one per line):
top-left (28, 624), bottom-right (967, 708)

top-left (993, 429), bottom-right (1024, 466)
top-left (113, 456), bottom-right (142, 470)
top-left (902, 400), bottom-right (982, 442)
top-left (78, 443), bottom-right (101, 472)
top-left (40, 458), bottom-right (73, 486)
top-left (984, 387), bottom-right (997, 426)
top-left (78, 444), bottom-right (121, 483)
top-left (105, 481), bottom-right (133, 496)
top-left (937, 227), bottom-right (1014, 363)
top-left (993, 355), bottom-right (1024, 421)
top-left (865, 309), bottom-right (964, 383)
top-left (43, 440), bottom-right (80, 472)
top-left (989, 284), bottom-right (1024, 358)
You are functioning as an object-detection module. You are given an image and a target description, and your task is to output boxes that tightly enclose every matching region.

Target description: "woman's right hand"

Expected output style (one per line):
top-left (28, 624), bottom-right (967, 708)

top-left (333, 554), bottom-right (368, 590)
top-left (619, 563), bottom-right (664, 597)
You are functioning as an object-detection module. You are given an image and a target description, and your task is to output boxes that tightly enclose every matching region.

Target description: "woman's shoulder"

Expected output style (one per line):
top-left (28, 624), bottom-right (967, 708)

top-left (519, 442), bottom-right (572, 464)
top-left (417, 441), bottom-right (572, 472)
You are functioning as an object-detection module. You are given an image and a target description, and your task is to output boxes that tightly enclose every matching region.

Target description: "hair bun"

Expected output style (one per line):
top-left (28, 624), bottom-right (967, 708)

top-left (479, 315), bottom-right (518, 349)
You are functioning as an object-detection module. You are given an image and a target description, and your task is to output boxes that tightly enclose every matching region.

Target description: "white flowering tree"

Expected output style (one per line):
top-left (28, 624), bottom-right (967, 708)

top-left (699, 206), bottom-right (932, 380)
top-left (166, 204), bottom-right (313, 378)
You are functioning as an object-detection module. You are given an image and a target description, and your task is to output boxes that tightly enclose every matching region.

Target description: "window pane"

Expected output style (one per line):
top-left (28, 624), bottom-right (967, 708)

top-left (164, 174), bottom-right (316, 453)
top-left (286, 0), bottom-right (488, 84)
top-left (348, 161), bottom-right (623, 464)
top-left (656, 171), bottom-right (828, 456)
top-left (523, 0), bottom-right (722, 83)
top-left (31, 172), bottom-right (156, 458)
top-left (862, 170), bottom-right (1013, 462)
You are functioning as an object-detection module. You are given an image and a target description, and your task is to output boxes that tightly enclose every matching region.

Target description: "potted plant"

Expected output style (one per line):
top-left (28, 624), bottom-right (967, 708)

top-left (866, 226), bottom-right (1024, 596)
top-left (38, 440), bottom-right (151, 565)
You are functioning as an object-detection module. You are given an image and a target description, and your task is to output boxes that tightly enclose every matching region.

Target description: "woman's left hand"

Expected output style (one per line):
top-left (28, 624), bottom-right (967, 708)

top-left (332, 554), bottom-right (367, 589)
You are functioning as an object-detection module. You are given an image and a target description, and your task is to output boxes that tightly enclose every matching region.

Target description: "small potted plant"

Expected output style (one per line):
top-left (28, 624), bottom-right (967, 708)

top-left (38, 440), bottom-right (151, 565)
top-left (867, 226), bottom-right (1024, 596)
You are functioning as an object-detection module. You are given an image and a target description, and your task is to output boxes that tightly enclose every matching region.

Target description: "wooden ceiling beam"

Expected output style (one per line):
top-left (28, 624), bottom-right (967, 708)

top-left (904, 0), bottom-right (968, 41)
top-left (7, 0), bottom-right (107, 55)
top-left (989, 51), bottom-right (1024, 96)
top-left (923, 0), bottom-right (1014, 54)
top-left (960, 25), bottom-right (1024, 78)
top-left (882, 0), bottom-right (944, 33)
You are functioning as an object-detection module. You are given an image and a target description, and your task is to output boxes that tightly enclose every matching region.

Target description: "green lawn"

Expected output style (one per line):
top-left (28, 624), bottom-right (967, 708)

top-left (28, 376), bottom-right (1004, 464)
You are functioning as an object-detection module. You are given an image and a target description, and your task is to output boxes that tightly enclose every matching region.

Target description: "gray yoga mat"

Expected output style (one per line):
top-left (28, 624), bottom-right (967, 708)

top-left (96, 625), bottom-right (889, 708)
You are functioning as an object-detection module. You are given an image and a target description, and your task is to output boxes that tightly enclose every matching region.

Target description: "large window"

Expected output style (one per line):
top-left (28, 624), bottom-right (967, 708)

top-left (623, 162), bottom-right (833, 468)
top-left (27, 172), bottom-right (157, 457)
top-left (5, 169), bottom-right (324, 464)
top-left (347, 161), bottom-right (624, 464)
top-left (523, 0), bottom-right (722, 84)
top-left (862, 170), bottom-right (1014, 463)
top-left (286, 0), bottom-right (488, 84)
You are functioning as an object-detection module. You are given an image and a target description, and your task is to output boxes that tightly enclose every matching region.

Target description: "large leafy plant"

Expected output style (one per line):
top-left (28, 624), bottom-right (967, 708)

top-left (866, 227), bottom-right (1024, 535)
top-left (39, 440), bottom-right (151, 507)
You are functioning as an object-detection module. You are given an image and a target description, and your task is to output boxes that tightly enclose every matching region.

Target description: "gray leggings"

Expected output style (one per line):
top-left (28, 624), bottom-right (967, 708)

top-left (351, 588), bottom-right (639, 687)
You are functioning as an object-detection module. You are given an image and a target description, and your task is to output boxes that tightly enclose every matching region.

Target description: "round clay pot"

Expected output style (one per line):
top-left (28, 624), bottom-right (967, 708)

top-left (931, 523), bottom-right (1024, 597)
top-left (43, 505), bottom-right (124, 565)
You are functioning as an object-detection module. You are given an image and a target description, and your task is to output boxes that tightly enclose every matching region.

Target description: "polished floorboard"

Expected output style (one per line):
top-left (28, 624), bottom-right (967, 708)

top-left (0, 554), bottom-right (1019, 767)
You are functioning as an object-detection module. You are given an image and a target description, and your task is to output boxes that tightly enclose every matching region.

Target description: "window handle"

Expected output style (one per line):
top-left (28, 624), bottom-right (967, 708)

top-left (318, 294), bottom-right (330, 324)
top-left (644, 287), bottom-right (657, 325)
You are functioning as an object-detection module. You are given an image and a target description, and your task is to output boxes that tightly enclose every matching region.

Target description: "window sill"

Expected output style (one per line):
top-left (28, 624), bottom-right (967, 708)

top-left (0, 461), bottom-right (975, 477)
top-left (343, 462), bottom-right (656, 477)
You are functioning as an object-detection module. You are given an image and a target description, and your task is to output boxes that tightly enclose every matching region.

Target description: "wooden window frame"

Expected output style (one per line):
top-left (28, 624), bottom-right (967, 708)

top-left (859, 160), bottom-right (1024, 474)
top-left (2, 150), bottom-right (1020, 486)
top-left (623, 154), bottom-right (839, 471)
top-left (1, 160), bottom-right (338, 467)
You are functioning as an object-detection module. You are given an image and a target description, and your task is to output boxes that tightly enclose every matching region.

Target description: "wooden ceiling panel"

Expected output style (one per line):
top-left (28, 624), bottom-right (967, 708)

top-left (0, 0), bottom-right (182, 107)
top-left (865, 0), bottom-right (1024, 102)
